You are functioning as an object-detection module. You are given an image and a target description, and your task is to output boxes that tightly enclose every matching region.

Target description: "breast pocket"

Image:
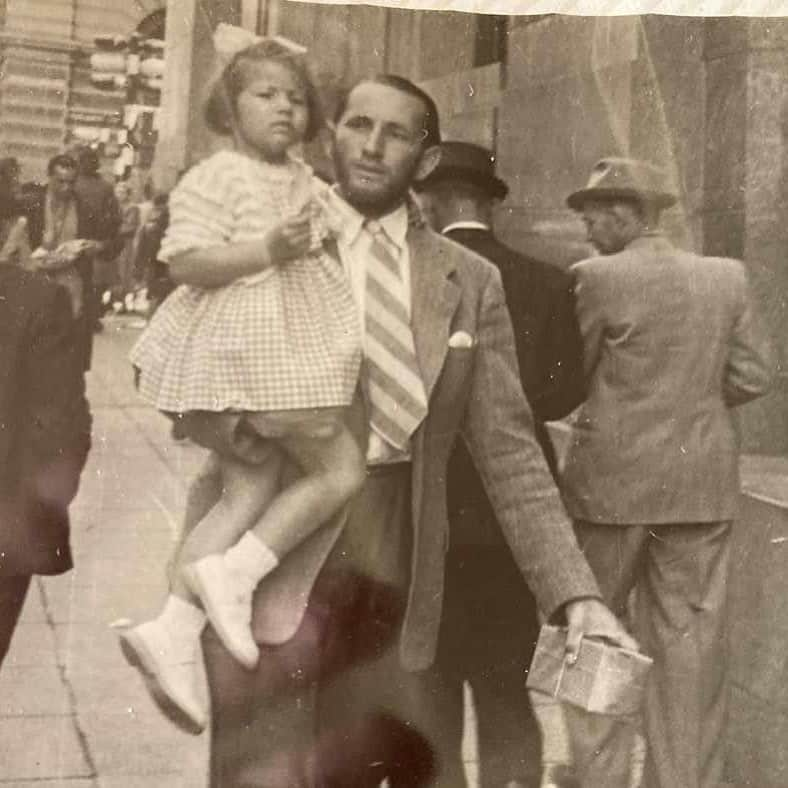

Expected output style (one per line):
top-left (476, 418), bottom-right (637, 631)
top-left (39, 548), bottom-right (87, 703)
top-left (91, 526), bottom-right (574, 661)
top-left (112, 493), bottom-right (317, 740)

top-left (430, 346), bottom-right (477, 434)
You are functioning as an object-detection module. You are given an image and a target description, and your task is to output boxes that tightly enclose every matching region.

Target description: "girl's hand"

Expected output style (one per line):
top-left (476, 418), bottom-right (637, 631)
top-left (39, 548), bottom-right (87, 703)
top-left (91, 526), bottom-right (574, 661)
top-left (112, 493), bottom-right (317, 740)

top-left (266, 205), bottom-right (312, 265)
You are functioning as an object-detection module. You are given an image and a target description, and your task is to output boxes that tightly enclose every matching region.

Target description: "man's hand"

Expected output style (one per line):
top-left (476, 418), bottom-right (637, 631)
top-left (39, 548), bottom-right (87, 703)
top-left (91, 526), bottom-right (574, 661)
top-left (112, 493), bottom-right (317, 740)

top-left (564, 598), bottom-right (638, 663)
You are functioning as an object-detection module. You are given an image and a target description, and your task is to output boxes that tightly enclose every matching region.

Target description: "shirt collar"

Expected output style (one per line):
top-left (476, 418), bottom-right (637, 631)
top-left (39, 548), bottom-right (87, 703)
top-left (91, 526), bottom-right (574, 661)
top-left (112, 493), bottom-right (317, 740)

top-left (626, 231), bottom-right (672, 253)
top-left (442, 220), bottom-right (490, 234)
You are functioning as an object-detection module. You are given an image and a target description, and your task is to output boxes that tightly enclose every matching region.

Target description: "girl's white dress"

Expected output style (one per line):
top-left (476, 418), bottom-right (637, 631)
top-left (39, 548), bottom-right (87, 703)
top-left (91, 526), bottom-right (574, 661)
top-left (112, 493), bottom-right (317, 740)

top-left (130, 150), bottom-right (361, 413)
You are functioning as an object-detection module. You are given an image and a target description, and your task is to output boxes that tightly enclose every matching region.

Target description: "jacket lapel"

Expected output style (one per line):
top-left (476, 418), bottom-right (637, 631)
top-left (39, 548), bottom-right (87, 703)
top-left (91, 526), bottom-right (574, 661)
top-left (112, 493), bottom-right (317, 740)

top-left (408, 226), bottom-right (461, 400)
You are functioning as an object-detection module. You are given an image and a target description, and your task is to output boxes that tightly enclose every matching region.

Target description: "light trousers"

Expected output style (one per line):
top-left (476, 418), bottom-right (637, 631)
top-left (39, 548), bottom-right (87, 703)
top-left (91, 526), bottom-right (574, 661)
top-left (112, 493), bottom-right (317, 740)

top-left (566, 521), bottom-right (731, 788)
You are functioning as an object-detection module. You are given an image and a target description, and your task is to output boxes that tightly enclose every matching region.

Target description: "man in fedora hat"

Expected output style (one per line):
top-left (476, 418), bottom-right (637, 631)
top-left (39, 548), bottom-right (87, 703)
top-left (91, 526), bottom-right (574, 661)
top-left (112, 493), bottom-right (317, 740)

top-left (417, 141), bottom-right (586, 788)
top-left (562, 157), bottom-right (775, 788)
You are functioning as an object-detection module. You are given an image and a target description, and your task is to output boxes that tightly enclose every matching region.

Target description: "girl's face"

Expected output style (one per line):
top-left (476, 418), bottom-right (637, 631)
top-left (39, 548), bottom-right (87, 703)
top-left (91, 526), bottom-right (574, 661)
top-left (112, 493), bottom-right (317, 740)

top-left (233, 60), bottom-right (309, 164)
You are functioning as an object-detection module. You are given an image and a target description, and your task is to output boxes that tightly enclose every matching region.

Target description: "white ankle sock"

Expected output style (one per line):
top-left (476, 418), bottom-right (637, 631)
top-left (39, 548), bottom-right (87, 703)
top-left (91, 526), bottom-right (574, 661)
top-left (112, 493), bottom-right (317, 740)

top-left (224, 532), bottom-right (279, 584)
top-left (157, 594), bottom-right (206, 640)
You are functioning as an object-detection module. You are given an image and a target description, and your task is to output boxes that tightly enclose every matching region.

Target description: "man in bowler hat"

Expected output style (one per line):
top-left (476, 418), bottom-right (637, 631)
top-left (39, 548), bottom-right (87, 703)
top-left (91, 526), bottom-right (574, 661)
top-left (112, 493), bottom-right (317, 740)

top-left (417, 141), bottom-right (586, 788)
top-left (562, 158), bottom-right (775, 788)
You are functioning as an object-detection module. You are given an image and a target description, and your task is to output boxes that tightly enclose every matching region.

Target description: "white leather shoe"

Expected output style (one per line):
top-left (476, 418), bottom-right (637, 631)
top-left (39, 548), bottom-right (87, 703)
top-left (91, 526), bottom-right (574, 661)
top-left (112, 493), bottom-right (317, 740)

top-left (183, 555), bottom-right (259, 669)
top-left (119, 620), bottom-right (207, 735)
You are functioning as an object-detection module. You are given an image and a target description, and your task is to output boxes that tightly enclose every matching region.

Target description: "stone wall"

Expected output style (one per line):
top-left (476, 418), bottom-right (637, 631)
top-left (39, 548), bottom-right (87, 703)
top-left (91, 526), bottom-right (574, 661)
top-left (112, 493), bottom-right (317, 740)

top-left (728, 460), bottom-right (788, 787)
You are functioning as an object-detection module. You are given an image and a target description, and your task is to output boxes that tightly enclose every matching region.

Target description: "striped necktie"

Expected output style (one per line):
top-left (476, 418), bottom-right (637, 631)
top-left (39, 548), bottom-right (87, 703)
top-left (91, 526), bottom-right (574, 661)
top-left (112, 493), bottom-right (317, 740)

top-left (364, 220), bottom-right (428, 449)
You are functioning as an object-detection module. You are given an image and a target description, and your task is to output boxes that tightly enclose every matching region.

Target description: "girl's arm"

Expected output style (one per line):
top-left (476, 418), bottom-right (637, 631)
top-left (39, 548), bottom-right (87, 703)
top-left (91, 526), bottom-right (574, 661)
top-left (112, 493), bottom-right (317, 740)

top-left (169, 205), bottom-right (313, 288)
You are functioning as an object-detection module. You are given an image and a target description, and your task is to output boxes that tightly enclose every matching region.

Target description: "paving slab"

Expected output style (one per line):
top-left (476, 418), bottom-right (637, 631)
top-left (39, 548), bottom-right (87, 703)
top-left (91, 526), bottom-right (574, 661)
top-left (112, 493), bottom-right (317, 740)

top-left (0, 716), bottom-right (92, 781)
top-left (66, 549), bottom-right (171, 591)
top-left (41, 575), bottom-right (168, 626)
top-left (4, 622), bottom-right (60, 668)
top-left (78, 710), bottom-right (206, 779)
top-left (0, 665), bottom-right (71, 717)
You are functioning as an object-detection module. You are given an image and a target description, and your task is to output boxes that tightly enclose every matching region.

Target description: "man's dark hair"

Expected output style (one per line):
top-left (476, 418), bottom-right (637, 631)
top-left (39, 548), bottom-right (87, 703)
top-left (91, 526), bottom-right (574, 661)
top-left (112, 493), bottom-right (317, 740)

top-left (47, 154), bottom-right (78, 176)
top-left (334, 74), bottom-right (441, 150)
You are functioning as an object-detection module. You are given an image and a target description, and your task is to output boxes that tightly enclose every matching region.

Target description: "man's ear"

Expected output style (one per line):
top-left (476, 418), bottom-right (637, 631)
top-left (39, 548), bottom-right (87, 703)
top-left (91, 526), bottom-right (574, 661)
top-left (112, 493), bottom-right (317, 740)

top-left (414, 145), bottom-right (441, 182)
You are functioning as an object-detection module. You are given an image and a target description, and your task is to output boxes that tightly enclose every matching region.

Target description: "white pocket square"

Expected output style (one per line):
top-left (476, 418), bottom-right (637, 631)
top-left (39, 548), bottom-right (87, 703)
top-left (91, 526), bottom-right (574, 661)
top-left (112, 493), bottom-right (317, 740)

top-left (448, 330), bottom-right (475, 348)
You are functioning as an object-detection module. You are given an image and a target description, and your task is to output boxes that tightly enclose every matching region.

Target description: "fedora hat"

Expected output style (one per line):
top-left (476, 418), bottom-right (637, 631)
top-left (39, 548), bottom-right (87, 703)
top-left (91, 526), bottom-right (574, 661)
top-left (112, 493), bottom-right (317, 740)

top-left (417, 141), bottom-right (508, 201)
top-left (567, 157), bottom-right (677, 211)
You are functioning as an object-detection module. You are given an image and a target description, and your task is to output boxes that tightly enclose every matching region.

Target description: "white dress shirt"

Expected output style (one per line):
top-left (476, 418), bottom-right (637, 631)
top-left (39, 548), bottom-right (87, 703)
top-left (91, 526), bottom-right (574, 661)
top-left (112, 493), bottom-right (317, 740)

top-left (333, 198), bottom-right (413, 465)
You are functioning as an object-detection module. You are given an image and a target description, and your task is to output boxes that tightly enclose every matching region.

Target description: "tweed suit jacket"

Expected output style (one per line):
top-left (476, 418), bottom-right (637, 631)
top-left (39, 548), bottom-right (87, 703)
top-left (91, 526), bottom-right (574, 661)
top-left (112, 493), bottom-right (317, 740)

top-left (444, 227), bottom-right (585, 548)
top-left (250, 221), bottom-right (600, 671)
top-left (562, 233), bottom-right (775, 525)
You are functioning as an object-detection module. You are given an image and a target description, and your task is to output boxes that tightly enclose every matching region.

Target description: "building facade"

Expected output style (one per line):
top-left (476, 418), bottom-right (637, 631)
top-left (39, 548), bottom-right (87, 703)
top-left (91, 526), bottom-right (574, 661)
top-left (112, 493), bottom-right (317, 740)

top-left (0, 0), bottom-right (165, 182)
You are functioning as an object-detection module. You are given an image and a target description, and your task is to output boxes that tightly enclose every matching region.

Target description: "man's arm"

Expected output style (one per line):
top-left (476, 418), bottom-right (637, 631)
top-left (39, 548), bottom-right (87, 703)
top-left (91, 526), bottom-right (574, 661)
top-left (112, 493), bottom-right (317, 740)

top-left (461, 267), bottom-right (635, 654)
top-left (571, 262), bottom-right (606, 381)
top-left (723, 265), bottom-right (776, 407)
top-left (462, 267), bottom-right (594, 611)
top-left (24, 284), bottom-right (91, 509)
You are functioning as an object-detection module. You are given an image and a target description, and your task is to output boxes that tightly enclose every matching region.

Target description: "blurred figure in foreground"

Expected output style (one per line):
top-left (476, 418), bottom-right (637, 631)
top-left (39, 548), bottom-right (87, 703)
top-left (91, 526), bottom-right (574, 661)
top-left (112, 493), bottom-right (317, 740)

top-left (0, 263), bottom-right (91, 666)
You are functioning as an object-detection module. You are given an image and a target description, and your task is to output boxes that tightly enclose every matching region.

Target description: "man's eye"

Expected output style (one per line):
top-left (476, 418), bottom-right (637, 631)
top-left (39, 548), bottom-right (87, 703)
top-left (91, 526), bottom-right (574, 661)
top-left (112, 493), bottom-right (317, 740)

top-left (344, 117), bottom-right (370, 130)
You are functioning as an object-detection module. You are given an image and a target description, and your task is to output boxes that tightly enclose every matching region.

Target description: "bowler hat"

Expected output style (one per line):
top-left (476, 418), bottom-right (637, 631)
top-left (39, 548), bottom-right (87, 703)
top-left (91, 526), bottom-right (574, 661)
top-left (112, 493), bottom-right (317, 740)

top-left (417, 141), bottom-right (508, 201)
top-left (567, 157), bottom-right (677, 211)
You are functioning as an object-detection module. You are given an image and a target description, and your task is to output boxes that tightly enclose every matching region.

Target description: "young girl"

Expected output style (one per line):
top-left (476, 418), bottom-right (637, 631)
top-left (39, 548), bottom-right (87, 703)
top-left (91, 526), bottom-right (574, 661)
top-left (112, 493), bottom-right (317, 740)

top-left (120, 35), bottom-right (364, 734)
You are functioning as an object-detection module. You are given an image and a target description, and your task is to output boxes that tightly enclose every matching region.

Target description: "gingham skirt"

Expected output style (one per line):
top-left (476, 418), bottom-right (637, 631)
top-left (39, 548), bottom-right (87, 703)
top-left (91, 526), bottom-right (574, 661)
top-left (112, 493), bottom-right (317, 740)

top-left (130, 252), bottom-right (362, 413)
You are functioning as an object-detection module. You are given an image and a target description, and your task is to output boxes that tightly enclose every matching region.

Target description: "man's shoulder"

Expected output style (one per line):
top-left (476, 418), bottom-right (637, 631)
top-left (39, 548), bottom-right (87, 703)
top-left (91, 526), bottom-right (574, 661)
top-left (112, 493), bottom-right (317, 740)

top-left (415, 225), bottom-right (499, 282)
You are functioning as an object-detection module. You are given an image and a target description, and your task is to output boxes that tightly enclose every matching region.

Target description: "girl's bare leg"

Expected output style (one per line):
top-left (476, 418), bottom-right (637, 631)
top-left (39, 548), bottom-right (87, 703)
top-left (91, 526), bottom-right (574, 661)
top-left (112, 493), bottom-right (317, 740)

top-left (175, 450), bottom-right (283, 571)
top-left (242, 410), bottom-right (366, 560)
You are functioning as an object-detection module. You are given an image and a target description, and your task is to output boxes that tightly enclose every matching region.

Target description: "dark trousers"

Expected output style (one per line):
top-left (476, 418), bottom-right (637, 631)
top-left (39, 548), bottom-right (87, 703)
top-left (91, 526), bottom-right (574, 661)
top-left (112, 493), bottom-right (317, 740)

top-left (435, 546), bottom-right (543, 788)
top-left (204, 464), bottom-right (449, 787)
top-left (0, 575), bottom-right (31, 667)
top-left (566, 521), bottom-right (731, 788)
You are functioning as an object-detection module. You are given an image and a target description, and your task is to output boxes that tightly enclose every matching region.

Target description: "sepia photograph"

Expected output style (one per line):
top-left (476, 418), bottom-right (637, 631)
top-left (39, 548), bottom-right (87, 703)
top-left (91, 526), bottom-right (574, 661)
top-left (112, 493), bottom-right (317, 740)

top-left (0, 1), bottom-right (785, 786)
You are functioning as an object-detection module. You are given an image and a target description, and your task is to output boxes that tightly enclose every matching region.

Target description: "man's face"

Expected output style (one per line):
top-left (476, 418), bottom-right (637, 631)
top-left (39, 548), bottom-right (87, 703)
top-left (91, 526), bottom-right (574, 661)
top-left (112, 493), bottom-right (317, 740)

top-left (581, 201), bottom-right (630, 255)
top-left (332, 81), bottom-right (436, 216)
top-left (49, 165), bottom-right (77, 200)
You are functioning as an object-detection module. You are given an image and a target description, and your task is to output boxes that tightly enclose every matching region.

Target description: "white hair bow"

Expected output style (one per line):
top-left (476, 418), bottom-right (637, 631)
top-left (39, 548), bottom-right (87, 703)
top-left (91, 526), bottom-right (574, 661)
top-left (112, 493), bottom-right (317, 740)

top-left (213, 23), bottom-right (307, 60)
